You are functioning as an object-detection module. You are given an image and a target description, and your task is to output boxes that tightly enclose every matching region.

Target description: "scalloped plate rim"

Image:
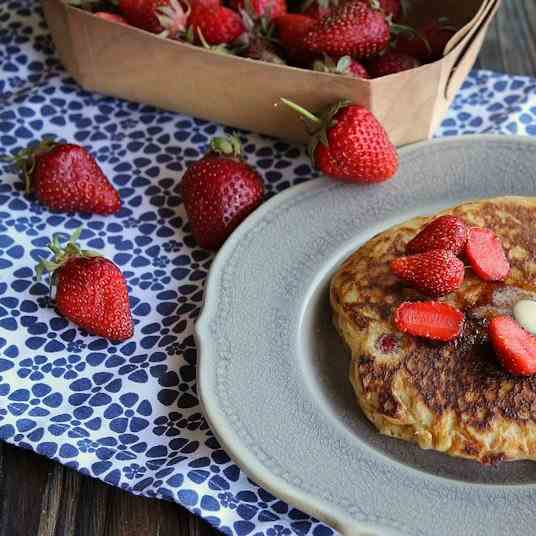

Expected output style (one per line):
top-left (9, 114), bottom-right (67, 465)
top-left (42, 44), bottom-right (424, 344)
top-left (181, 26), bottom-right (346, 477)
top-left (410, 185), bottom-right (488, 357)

top-left (195, 134), bottom-right (536, 536)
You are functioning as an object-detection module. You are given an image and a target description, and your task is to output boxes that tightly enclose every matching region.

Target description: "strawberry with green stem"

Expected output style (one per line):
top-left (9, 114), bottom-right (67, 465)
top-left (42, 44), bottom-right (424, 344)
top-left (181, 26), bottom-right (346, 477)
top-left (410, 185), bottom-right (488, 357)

top-left (313, 54), bottom-right (368, 79)
top-left (236, 10), bottom-right (286, 63)
top-left (118, 0), bottom-right (190, 35)
top-left (181, 134), bottom-right (264, 250)
top-left (36, 228), bottom-right (134, 342)
top-left (279, 98), bottom-right (399, 183)
top-left (7, 139), bottom-right (121, 215)
top-left (186, 27), bottom-right (234, 54)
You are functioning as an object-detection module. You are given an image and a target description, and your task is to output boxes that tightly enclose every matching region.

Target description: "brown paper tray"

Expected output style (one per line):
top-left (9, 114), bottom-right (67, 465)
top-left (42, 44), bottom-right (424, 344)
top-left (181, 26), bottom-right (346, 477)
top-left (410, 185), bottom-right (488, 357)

top-left (42, 0), bottom-right (500, 145)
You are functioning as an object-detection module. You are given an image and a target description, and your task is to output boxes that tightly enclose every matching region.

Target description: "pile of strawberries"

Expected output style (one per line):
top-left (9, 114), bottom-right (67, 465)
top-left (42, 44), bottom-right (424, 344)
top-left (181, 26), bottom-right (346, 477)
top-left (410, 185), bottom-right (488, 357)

top-left (81, 0), bottom-right (458, 79)
top-left (391, 215), bottom-right (536, 377)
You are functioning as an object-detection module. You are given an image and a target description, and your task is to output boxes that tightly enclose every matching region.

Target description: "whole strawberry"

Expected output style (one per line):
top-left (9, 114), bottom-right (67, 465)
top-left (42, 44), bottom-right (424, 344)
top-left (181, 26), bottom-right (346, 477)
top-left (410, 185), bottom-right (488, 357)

top-left (378, 0), bottom-right (401, 20)
top-left (313, 55), bottom-right (369, 79)
top-left (406, 215), bottom-right (467, 256)
top-left (181, 135), bottom-right (264, 250)
top-left (274, 13), bottom-right (316, 65)
top-left (424, 20), bottom-right (457, 60)
top-left (11, 139), bottom-right (121, 215)
top-left (368, 50), bottom-right (419, 78)
top-left (392, 18), bottom-right (457, 62)
top-left (302, 0), bottom-right (390, 58)
top-left (303, 0), bottom-right (399, 20)
top-left (391, 249), bottom-right (465, 297)
top-left (280, 99), bottom-right (398, 182)
top-left (230, 0), bottom-right (287, 18)
top-left (36, 229), bottom-right (134, 342)
top-left (302, 0), bottom-right (336, 19)
top-left (189, 4), bottom-right (245, 44)
top-left (119, 0), bottom-right (190, 34)
top-left (237, 10), bottom-right (286, 64)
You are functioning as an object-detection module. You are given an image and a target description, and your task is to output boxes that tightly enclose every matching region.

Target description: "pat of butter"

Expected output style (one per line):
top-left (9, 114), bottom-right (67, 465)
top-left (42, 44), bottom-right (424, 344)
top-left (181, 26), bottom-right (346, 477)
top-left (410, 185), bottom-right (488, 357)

top-left (513, 300), bottom-right (536, 335)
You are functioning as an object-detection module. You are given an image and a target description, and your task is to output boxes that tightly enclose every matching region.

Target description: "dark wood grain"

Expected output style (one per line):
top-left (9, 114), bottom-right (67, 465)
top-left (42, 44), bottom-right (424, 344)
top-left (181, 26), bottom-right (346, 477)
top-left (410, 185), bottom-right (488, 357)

top-left (476, 0), bottom-right (536, 75)
top-left (0, 1), bottom-right (534, 535)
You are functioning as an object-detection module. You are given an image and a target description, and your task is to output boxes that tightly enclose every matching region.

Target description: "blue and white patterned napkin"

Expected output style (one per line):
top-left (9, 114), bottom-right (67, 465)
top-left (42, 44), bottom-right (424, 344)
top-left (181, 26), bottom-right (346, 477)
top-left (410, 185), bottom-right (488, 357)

top-left (2, 2), bottom-right (536, 536)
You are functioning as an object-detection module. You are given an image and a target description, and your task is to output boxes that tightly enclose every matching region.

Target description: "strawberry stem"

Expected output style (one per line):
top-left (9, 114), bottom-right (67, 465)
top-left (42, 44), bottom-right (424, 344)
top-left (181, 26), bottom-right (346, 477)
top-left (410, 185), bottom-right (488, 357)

top-left (279, 98), bottom-right (321, 124)
top-left (5, 138), bottom-right (58, 194)
top-left (197, 29), bottom-right (231, 55)
top-left (35, 227), bottom-right (100, 281)
top-left (210, 134), bottom-right (242, 158)
top-left (156, 0), bottom-right (190, 39)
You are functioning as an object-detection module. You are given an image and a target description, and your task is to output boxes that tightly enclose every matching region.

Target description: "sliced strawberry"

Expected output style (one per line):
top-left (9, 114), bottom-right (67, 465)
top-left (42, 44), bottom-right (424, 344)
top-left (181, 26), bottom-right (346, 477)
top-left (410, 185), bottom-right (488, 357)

top-left (489, 316), bottom-right (536, 376)
top-left (466, 227), bottom-right (510, 281)
top-left (391, 249), bottom-right (464, 296)
top-left (394, 301), bottom-right (464, 341)
top-left (406, 215), bottom-right (467, 255)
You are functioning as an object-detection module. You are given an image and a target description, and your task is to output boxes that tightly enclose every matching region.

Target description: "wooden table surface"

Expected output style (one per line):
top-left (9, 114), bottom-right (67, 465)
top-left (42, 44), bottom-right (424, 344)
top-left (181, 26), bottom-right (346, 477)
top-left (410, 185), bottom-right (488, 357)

top-left (1, 1), bottom-right (535, 535)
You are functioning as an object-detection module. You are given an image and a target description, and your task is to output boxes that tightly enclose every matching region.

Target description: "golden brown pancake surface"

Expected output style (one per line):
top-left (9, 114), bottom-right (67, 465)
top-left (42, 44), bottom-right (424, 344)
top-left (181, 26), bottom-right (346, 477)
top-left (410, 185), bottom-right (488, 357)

top-left (331, 196), bottom-right (536, 463)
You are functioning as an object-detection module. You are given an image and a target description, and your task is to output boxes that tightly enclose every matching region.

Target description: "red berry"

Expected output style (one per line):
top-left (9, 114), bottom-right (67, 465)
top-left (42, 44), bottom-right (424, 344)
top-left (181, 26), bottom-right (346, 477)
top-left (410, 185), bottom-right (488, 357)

top-left (367, 50), bottom-right (419, 78)
top-left (36, 231), bottom-right (133, 342)
top-left (313, 103), bottom-right (398, 182)
top-left (13, 140), bottom-right (121, 215)
top-left (391, 249), bottom-right (465, 296)
top-left (394, 301), bottom-right (464, 342)
top-left (280, 99), bottom-right (398, 182)
top-left (303, 0), bottom-right (390, 59)
top-left (406, 215), bottom-right (467, 256)
top-left (489, 316), bottom-right (536, 376)
top-left (189, 5), bottom-right (245, 44)
top-left (274, 14), bottom-right (317, 64)
top-left (377, 333), bottom-right (400, 353)
top-left (313, 55), bottom-right (369, 79)
top-left (181, 135), bottom-right (264, 250)
top-left (304, 0), bottom-right (400, 20)
top-left (465, 227), bottom-right (510, 282)
top-left (119, 0), bottom-right (179, 33)
top-left (303, 2), bottom-right (331, 19)
top-left (229, 0), bottom-right (287, 18)
top-left (378, 0), bottom-right (401, 20)
top-left (348, 58), bottom-right (369, 78)
top-left (422, 19), bottom-right (457, 60)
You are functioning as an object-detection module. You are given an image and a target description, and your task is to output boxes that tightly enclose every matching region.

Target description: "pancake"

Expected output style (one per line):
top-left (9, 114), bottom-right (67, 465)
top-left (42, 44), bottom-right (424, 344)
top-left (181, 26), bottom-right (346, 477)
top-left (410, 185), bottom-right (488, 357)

top-left (330, 196), bottom-right (536, 464)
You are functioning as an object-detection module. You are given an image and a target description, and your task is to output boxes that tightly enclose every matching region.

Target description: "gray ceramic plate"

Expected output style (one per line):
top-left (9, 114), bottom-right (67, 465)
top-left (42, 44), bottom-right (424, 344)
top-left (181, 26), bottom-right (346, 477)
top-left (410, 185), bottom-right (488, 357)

top-left (196, 136), bottom-right (536, 536)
